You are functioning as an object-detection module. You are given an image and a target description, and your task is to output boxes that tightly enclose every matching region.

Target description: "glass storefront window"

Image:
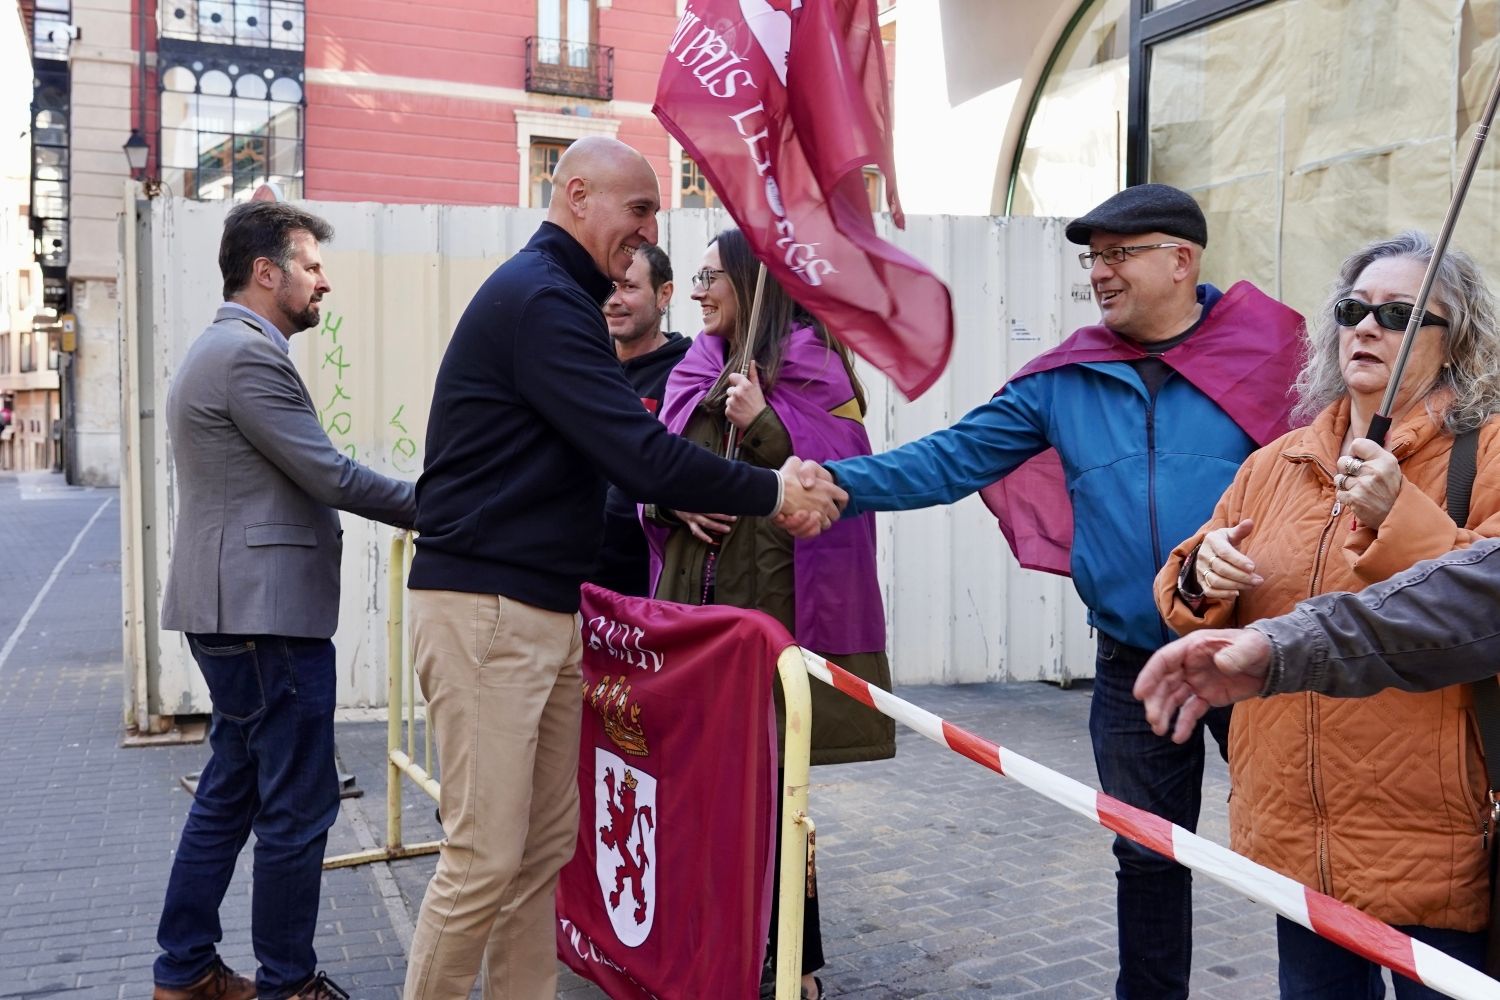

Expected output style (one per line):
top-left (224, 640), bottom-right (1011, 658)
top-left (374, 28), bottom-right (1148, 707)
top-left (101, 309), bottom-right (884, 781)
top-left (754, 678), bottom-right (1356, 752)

top-left (1145, 0), bottom-right (1487, 317)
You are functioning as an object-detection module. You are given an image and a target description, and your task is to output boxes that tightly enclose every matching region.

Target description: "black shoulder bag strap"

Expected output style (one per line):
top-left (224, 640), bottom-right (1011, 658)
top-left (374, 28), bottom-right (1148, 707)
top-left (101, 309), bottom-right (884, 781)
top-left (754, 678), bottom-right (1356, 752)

top-left (1445, 427), bottom-right (1500, 975)
top-left (1446, 429), bottom-right (1500, 762)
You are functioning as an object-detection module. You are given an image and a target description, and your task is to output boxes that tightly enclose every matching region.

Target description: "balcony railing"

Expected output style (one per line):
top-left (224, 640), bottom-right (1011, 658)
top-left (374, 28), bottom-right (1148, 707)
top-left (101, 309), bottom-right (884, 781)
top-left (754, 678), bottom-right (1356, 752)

top-left (525, 37), bottom-right (614, 101)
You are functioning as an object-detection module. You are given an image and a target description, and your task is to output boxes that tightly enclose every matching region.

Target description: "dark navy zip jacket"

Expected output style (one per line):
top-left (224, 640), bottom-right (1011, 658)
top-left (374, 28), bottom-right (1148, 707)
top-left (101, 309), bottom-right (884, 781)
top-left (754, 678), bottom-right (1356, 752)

top-left (410, 223), bottom-right (778, 612)
top-left (588, 331), bottom-right (692, 595)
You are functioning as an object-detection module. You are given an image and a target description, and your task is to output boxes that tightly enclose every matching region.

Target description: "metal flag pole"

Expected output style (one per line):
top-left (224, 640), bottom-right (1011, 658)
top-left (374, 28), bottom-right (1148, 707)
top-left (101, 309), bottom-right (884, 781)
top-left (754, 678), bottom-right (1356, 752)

top-left (723, 262), bottom-right (770, 457)
top-left (1367, 58), bottom-right (1500, 447)
top-left (701, 262), bottom-right (770, 605)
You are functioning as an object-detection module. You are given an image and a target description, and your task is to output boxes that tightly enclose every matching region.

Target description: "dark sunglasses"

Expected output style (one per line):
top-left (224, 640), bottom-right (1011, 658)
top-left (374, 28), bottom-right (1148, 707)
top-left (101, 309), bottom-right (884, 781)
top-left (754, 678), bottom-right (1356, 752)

top-left (1333, 297), bottom-right (1450, 332)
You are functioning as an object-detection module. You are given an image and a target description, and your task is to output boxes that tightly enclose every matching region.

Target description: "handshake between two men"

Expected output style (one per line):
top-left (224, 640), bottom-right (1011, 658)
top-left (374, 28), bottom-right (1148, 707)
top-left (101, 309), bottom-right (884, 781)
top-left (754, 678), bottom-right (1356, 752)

top-left (681, 458), bottom-right (846, 541)
top-left (767, 458), bottom-right (846, 538)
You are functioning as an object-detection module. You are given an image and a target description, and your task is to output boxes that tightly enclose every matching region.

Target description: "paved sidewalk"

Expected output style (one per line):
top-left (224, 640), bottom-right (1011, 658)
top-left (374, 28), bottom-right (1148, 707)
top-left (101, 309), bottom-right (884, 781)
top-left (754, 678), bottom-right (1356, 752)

top-left (0, 474), bottom-right (404, 998)
top-left (1, 470), bottom-right (1293, 998)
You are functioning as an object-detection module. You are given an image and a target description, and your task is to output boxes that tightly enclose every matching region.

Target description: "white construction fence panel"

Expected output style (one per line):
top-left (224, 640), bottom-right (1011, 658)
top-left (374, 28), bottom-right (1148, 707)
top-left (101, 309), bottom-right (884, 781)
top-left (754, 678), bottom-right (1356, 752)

top-left (124, 201), bottom-right (1101, 716)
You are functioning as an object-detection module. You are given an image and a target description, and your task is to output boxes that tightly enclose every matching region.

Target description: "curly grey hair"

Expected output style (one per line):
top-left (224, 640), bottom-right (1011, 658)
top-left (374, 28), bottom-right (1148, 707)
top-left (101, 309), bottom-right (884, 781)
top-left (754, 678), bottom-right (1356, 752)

top-left (1291, 231), bottom-right (1500, 434)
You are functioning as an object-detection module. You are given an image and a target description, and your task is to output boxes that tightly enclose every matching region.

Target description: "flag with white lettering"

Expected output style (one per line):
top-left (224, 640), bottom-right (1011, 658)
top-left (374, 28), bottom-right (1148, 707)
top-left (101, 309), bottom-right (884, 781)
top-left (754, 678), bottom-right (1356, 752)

top-left (557, 586), bottom-right (790, 998)
top-left (654, 0), bottom-right (954, 399)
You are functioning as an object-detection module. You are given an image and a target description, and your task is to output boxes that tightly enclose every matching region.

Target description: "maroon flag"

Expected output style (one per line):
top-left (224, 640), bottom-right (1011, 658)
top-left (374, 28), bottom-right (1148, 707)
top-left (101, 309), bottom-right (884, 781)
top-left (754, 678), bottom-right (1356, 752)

top-left (557, 586), bottom-right (791, 998)
top-left (654, 0), bottom-right (954, 399)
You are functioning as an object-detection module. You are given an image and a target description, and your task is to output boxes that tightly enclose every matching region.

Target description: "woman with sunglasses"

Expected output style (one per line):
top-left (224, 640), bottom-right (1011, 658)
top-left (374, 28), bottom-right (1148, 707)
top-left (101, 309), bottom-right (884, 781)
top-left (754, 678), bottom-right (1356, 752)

top-left (644, 227), bottom-right (893, 1000)
top-left (1154, 231), bottom-right (1500, 998)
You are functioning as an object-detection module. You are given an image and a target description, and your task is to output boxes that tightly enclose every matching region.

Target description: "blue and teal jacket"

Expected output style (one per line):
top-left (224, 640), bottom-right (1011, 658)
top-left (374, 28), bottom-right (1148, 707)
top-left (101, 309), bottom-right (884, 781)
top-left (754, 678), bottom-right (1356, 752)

top-left (828, 283), bottom-right (1303, 651)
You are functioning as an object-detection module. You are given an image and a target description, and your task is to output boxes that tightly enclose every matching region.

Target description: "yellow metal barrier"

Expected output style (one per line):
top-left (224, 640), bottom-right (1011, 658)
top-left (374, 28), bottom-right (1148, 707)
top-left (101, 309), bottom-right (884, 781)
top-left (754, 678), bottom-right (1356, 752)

top-left (325, 532), bottom-right (442, 869)
top-left (774, 646), bottom-right (814, 1000)
top-left (324, 532), bottom-right (816, 1000)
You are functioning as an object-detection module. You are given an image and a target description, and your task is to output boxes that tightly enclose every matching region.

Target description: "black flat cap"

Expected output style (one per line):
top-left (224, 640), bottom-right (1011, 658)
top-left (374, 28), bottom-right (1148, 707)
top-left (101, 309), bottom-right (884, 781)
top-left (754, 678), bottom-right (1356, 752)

top-left (1065, 183), bottom-right (1208, 247)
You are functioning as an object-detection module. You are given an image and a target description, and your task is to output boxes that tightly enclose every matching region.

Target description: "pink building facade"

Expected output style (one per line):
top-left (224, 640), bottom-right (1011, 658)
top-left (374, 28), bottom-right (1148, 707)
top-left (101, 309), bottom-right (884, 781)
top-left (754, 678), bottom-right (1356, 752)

top-left (303, 0), bottom-right (680, 205)
top-left (129, 0), bottom-right (689, 209)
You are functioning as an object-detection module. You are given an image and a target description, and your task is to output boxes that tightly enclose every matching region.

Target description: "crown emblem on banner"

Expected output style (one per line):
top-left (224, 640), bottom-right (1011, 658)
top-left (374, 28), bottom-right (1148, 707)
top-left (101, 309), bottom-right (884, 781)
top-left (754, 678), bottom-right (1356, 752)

top-left (587, 675), bottom-right (650, 757)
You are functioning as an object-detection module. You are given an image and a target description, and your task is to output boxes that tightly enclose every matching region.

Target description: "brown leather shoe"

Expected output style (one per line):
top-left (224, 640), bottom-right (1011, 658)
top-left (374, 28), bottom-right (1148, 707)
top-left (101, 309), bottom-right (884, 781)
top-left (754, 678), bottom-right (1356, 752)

top-left (152, 959), bottom-right (257, 1000)
top-left (281, 972), bottom-right (351, 1000)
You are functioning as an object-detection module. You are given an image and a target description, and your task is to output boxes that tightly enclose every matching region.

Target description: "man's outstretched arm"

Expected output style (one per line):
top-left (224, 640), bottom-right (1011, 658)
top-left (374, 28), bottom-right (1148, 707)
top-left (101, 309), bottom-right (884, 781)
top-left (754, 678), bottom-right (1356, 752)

top-left (815, 380), bottom-right (1052, 517)
top-left (1135, 538), bottom-right (1500, 742)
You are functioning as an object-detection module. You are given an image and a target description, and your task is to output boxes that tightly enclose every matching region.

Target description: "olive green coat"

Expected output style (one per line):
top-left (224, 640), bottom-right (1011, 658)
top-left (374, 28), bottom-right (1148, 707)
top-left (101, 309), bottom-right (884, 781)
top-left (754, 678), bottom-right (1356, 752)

top-left (651, 402), bottom-right (895, 766)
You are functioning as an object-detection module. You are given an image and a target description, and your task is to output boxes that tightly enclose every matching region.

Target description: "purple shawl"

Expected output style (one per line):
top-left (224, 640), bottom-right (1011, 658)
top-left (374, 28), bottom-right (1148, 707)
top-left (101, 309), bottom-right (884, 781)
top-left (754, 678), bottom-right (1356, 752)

top-left (646, 326), bottom-right (886, 654)
top-left (981, 280), bottom-right (1305, 576)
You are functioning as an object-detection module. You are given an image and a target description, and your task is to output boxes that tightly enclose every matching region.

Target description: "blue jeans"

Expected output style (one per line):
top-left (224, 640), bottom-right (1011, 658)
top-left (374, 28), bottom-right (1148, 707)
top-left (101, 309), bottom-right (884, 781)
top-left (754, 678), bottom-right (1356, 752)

top-left (1277, 915), bottom-right (1486, 998)
top-left (154, 634), bottom-right (340, 999)
top-left (1089, 633), bottom-right (1230, 999)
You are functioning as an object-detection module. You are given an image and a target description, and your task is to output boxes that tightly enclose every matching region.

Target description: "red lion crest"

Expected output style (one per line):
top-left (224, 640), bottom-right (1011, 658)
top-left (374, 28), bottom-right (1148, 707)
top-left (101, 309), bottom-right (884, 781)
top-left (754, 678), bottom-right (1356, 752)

top-left (599, 766), bottom-right (655, 924)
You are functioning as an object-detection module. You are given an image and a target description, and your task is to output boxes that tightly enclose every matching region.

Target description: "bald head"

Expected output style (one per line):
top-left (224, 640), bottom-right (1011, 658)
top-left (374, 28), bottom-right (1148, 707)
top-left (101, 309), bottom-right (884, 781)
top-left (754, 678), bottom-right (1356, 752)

top-left (550, 137), bottom-right (657, 206)
top-left (548, 137), bottom-right (662, 282)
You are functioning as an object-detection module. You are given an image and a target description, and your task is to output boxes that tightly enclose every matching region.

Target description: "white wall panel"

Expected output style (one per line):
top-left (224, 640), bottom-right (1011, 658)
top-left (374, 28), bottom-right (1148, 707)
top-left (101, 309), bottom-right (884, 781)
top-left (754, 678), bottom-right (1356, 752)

top-left (126, 202), bottom-right (1105, 715)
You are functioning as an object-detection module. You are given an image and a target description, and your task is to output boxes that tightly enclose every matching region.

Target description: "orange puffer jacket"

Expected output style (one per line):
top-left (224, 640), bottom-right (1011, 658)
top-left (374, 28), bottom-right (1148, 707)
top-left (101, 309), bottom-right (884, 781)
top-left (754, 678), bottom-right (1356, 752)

top-left (1155, 395), bottom-right (1500, 930)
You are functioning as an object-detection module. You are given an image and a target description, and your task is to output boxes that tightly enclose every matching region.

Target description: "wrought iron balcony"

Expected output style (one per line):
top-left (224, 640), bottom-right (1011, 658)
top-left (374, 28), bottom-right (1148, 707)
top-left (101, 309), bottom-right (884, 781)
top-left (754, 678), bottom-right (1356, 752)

top-left (525, 37), bottom-right (614, 101)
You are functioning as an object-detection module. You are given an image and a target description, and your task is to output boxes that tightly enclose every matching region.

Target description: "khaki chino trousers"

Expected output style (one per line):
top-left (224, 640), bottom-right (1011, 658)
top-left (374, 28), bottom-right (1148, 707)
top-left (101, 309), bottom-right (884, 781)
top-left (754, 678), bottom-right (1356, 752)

top-left (402, 589), bottom-right (583, 1000)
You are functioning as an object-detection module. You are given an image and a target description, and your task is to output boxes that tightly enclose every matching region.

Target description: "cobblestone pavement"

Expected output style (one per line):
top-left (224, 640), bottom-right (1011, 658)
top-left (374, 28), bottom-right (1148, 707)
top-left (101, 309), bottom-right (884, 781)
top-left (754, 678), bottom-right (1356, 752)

top-left (2, 470), bottom-right (1304, 998)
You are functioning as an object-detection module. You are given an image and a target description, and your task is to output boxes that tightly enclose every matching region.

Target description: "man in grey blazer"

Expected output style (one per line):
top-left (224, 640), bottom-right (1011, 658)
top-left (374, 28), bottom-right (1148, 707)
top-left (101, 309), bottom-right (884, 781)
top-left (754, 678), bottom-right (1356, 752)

top-left (154, 202), bottom-right (414, 1000)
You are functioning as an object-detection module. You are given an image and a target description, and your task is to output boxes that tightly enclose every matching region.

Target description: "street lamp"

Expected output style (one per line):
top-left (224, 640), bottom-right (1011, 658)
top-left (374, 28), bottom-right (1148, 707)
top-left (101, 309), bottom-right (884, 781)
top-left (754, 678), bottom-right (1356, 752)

top-left (122, 130), bottom-right (160, 197)
top-left (123, 130), bottom-right (148, 176)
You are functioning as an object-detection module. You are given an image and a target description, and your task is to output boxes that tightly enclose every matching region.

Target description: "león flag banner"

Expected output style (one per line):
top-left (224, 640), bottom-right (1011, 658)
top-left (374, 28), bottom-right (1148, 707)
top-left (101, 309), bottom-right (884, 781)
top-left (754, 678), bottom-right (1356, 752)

top-left (556, 585), bottom-right (792, 998)
top-left (653, 0), bottom-right (954, 400)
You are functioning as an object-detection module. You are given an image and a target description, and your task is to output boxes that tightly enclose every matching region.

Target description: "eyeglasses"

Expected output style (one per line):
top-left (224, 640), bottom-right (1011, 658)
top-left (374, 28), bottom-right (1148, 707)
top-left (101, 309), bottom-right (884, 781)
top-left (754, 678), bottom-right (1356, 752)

top-left (691, 268), bottom-right (727, 290)
top-left (1333, 298), bottom-right (1450, 332)
top-left (1077, 243), bottom-right (1183, 269)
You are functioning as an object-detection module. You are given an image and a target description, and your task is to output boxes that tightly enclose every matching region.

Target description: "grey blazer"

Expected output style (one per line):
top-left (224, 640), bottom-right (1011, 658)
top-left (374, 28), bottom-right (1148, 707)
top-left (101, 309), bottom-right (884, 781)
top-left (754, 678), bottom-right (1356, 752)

top-left (161, 306), bottom-right (415, 639)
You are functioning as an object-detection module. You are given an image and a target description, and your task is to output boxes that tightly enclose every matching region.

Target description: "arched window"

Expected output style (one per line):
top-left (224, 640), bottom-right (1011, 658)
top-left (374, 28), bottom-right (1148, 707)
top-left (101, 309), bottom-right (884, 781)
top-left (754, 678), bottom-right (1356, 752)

top-left (1007, 0), bottom-right (1129, 218)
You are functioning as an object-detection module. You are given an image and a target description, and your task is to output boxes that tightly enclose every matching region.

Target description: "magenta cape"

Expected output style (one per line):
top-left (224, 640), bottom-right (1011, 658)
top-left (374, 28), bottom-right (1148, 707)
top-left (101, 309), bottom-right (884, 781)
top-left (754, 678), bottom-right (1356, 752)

top-left (980, 280), bottom-right (1305, 577)
top-left (646, 327), bottom-right (886, 654)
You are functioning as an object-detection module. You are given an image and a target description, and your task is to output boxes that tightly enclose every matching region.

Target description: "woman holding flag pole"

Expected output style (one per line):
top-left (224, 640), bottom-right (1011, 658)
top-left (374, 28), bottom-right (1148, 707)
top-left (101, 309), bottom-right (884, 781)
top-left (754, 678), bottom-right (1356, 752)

top-left (1154, 232), bottom-right (1500, 997)
top-left (645, 227), bottom-right (895, 1000)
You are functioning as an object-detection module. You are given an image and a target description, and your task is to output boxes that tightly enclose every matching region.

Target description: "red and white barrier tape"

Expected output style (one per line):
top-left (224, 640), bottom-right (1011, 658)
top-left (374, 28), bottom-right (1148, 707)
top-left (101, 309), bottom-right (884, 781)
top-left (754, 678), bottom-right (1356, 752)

top-left (800, 649), bottom-right (1500, 1000)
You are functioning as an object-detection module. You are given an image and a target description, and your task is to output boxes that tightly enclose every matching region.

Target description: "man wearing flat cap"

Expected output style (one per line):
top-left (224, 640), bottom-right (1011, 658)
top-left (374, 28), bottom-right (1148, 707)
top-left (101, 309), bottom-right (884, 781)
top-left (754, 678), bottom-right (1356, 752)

top-left (798, 183), bottom-right (1304, 997)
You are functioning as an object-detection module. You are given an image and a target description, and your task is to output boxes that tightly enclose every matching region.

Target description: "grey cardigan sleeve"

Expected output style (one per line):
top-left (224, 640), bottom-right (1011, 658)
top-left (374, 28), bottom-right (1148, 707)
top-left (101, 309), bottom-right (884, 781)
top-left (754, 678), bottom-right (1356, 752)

top-left (1250, 537), bottom-right (1500, 697)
